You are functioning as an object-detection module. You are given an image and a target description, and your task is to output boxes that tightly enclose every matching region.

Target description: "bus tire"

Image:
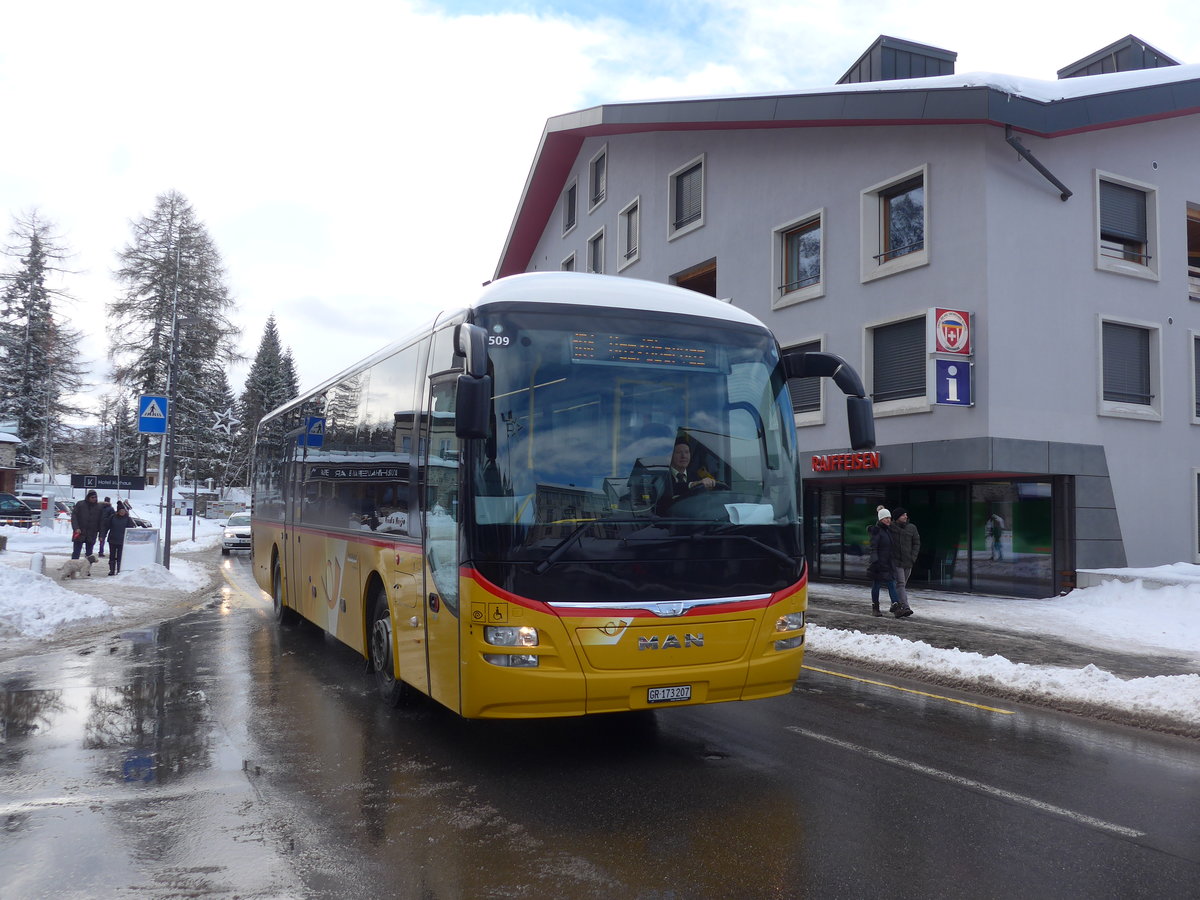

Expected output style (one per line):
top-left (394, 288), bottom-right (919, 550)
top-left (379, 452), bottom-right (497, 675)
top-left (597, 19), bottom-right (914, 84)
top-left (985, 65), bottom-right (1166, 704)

top-left (369, 586), bottom-right (412, 707)
top-left (272, 558), bottom-right (298, 626)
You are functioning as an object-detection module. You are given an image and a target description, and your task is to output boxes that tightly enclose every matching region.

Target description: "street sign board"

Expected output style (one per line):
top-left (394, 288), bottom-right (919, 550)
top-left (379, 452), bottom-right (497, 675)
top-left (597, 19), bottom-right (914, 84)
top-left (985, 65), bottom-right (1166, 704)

top-left (71, 475), bottom-right (147, 490)
top-left (138, 395), bottom-right (169, 434)
top-left (298, 416), bottom-right (326, 448)
top-left (935, 359), bottom-right (973, 406)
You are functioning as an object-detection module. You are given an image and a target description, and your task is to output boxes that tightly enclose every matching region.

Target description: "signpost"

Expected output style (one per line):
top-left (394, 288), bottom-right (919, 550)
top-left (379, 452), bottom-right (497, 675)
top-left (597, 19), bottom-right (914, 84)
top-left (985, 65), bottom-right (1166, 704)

top-left (137, 395), bottom-right (168, 434)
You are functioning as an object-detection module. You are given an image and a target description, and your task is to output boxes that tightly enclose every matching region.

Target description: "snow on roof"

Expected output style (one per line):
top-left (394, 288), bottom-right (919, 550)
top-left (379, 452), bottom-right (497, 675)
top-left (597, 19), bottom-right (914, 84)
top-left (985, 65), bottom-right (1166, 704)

top-left (612, 63), bottom-right (1200, 106)
top-left (0, 432), bottom-right (19, 444)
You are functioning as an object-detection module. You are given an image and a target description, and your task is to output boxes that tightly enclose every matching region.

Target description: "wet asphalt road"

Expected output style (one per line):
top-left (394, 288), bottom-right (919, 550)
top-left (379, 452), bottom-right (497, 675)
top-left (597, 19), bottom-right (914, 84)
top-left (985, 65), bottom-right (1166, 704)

top-left (1, 558), bottom-right (1199, 898)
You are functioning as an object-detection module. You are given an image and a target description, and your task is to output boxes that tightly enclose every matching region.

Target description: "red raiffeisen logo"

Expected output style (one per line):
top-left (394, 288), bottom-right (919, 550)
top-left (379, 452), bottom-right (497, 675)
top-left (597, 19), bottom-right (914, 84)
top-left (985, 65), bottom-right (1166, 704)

top-left (811, 451), bottom-right (881, 472)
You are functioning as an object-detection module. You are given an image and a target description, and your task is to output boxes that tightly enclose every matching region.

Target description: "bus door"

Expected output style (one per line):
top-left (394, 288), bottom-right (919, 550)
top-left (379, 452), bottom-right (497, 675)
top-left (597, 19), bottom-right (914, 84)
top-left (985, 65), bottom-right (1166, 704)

top-left (284, 433), bottom-right (313, 622)
top-left (421, 373), bottom-right (464, 711)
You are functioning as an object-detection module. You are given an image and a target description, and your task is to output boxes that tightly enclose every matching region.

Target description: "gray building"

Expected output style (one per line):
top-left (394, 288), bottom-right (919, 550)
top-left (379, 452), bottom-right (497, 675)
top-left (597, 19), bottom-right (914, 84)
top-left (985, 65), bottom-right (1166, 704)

top-left (495, 35), bottom-right (1200, 597)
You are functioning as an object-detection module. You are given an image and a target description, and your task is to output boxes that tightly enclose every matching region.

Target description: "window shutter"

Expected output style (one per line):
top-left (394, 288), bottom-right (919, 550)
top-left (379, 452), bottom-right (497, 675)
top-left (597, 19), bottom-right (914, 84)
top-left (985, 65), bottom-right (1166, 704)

top-left (785, 341), bottom-right (822, 414)
top-left (1102, 321), bottom-right (1151, 404)
top-left (872, 318), bottom-right (926, 402)
top-left (1100, 182), bottom-right (1147, 242)
top-left (1194, 337), bottom-right (1200, 417)
top-left (674, 164), bottom-right (702, 228)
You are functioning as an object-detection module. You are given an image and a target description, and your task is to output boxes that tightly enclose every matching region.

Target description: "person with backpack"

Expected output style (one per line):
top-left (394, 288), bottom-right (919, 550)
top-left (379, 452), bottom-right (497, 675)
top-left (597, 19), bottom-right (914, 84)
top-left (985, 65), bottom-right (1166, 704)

top-left (105, 501), bottom-right (136, 575)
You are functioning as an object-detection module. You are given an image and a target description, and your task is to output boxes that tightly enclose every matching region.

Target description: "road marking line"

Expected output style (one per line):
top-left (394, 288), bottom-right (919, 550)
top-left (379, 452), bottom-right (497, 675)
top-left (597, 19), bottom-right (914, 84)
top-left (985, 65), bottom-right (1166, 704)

top-left (802, 664), bottom-right (1016, 714)
top-left (785, 726), bottom-right (1146, 839)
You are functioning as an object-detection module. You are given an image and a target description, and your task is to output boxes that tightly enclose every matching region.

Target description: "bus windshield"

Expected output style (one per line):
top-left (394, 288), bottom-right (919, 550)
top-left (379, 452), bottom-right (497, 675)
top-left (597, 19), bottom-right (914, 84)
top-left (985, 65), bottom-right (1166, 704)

top-left (467, 304), bottom-right (801, 604)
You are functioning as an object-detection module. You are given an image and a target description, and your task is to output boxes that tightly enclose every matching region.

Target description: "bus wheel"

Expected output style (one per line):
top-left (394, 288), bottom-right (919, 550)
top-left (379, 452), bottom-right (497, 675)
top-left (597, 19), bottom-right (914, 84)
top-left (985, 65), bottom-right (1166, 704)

top-left (370, 588), bottom-right (410, 707)
top-left (272, 560), bottom-right (298, 626)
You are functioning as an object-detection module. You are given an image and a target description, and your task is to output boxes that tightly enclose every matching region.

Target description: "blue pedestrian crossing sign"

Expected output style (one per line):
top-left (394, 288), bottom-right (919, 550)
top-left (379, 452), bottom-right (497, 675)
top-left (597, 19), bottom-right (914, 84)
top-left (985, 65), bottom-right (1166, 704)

top-left (299, 416), bottom-right (325, 448)
top-left (138, 395), bottom-right (169, 434)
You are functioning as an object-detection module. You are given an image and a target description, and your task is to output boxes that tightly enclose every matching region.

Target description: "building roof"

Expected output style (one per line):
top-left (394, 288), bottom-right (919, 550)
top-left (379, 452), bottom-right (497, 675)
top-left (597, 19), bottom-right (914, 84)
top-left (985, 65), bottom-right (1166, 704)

top-left (495, 61), bottom-right (1200, 279)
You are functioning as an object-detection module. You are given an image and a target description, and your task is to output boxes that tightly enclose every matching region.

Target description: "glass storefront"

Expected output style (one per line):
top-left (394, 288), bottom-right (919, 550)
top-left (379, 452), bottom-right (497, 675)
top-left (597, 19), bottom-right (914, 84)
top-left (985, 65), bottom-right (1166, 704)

top-left (806, 479), bottom-right (1056, 598)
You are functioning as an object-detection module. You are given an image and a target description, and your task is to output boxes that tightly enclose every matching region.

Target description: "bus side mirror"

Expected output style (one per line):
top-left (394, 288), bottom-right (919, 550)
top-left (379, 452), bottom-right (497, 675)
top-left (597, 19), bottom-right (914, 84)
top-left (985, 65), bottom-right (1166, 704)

top-left (456, 323), bottom-right (488, 378)
top-left (455, 374), bottom-right (491, 439)
top-left (846, 396), bottom-right (876, 451)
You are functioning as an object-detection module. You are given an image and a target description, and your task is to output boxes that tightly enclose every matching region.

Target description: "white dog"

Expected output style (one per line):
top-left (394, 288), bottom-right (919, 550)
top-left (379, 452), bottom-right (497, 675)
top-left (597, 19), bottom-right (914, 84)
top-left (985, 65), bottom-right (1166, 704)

top-left (59, 555), bottom-right (96, 580)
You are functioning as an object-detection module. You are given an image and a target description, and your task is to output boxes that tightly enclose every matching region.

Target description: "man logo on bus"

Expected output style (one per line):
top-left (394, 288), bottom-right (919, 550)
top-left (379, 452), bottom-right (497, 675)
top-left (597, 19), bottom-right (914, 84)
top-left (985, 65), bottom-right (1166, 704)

top-left (935, 309), bottom-right (970, 354)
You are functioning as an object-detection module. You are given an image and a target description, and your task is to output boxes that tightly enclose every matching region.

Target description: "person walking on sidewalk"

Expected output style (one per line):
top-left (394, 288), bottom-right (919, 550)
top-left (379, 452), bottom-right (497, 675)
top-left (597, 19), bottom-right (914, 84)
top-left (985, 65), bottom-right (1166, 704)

top-left (105, 502), bottom-right (135, 575)
top-left (889, 506), bottom-right (921, 613)
top-left (97, 497), bottom-right (114, 558)
top-left (868, 506), bottom-right (912, 618)
top-left (70, 490), bottom-right (103, 561)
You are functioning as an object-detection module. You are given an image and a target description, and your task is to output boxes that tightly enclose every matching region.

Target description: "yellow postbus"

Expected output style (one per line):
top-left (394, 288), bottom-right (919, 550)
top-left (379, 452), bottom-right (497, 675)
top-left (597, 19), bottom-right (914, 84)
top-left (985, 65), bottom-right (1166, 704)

top-left (251, 272), bottom-right (873, 718)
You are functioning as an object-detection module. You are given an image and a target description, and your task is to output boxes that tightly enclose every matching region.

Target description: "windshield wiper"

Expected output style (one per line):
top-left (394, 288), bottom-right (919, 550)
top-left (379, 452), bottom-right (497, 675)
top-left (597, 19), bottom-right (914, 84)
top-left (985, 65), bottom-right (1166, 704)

top-left (532, 517), bottom-right (647, 575)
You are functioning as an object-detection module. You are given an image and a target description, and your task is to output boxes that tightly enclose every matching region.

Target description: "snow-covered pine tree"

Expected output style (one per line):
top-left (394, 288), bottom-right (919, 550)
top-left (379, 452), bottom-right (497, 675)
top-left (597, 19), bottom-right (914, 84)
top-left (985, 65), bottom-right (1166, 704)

top-left (0, 211), bottom-right (86, 472)
top-left (236, 314), bottom-right (299, 474)
top-left (108, 191), bottom-right (240, 481)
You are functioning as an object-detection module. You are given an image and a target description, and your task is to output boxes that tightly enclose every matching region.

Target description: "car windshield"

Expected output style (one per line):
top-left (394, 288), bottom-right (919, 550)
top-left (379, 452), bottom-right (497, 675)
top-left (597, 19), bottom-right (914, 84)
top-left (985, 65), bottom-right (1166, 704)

top-left (227, 513), bottom-right (250, 527)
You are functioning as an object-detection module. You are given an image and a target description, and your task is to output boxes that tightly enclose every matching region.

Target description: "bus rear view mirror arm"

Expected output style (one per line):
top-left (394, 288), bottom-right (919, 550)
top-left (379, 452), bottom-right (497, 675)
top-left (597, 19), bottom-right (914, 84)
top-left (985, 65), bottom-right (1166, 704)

top-left (783, 349), bottom-right (876, 450)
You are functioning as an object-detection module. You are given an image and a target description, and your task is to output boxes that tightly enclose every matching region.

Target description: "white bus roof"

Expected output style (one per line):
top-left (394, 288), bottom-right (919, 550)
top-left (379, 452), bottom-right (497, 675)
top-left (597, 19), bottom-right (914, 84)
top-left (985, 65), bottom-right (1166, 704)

top-left (474, 272), bottom-right (767, 329)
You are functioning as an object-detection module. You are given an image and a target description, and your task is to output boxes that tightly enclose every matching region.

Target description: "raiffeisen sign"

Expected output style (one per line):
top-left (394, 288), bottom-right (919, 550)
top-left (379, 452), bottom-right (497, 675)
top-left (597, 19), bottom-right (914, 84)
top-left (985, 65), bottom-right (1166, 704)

top-left (811, 451), bottom-right (881, 472)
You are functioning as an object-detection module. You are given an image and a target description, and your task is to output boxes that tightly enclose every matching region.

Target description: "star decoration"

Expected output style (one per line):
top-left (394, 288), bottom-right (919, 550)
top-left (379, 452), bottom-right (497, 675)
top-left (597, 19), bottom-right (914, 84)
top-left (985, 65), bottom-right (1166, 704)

top-left (213, 407), bottom-right (241, 435)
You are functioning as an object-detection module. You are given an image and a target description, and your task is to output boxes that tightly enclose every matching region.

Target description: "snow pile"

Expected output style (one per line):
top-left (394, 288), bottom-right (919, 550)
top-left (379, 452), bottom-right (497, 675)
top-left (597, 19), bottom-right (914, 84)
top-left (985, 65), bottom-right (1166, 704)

top-left (0, 564), bottom-right (114, 638)
top-left (808, 626), bottom-right (1200, 731)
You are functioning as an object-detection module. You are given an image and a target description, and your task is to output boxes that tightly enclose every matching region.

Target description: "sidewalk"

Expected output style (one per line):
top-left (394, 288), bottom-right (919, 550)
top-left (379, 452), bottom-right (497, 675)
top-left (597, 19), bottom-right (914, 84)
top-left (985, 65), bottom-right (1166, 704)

top-left (805, 582), bottom-right (1200, 681)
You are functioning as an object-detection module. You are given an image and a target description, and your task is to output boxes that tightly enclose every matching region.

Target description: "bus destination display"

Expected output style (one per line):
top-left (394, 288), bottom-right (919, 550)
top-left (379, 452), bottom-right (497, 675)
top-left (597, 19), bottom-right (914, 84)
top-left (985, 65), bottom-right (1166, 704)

top-left (570, 332), bottom-right (717, 370)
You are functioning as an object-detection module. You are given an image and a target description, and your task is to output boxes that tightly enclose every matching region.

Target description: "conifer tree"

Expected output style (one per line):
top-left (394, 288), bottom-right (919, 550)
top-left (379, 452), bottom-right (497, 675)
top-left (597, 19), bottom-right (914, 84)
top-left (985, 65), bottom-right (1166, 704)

top-left (0, 211), bottom-right (86, 471)
top-left (108, 191), bottom-right (239, 480)
top-left (236, 315), bottom-right (299, 478)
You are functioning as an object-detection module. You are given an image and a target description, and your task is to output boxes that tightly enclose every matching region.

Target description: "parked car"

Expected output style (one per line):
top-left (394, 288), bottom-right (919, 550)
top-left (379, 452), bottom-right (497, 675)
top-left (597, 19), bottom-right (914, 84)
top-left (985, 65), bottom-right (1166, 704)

top-left (0, 493), bottom-right (37, 527)
top-left (222, 511), bottom-right (251, 555)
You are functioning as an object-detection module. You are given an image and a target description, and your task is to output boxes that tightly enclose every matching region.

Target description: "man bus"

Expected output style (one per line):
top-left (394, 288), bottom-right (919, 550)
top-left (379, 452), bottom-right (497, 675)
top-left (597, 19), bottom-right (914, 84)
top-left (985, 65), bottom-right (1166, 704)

top-left (252, 272), bottom-right (873, 718)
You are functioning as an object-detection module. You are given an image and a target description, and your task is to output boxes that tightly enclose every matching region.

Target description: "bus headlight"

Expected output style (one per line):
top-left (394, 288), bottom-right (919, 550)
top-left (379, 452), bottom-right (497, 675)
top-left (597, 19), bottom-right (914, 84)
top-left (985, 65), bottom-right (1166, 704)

top-left (485, 625), bottom-right (539, 647)
top-left (775, 612), bottom-right (805, 632)
top-left (484, 653), bottom-right (539, 668)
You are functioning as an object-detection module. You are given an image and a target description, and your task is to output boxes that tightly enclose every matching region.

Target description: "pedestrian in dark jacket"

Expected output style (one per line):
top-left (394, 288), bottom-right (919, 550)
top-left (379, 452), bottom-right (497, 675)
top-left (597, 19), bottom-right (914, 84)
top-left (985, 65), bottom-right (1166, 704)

top-left (889, 506), bottom-right (921, 612)
top-left (70, 490), bottom-right (103, 561)
top-left (105, 502), bottom-right (136, 575)
top-left (97, 497), bottom-right (114, 557)
top-left (868, 505), bottom-right (912, 618)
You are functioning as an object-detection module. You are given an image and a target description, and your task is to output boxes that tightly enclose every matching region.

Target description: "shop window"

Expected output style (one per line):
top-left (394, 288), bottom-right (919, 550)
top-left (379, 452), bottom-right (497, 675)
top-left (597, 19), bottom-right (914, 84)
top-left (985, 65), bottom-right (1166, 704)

top-left (869, 315), bottom-right (927, 413)
top-left (861, 165), bottom-right (929, 282)
top-left (1096, 172), bottom-right (1158, 280)
top-left (773, 211), bottom-right (824, 307)
top-left (1099, 317), bottom-right (1161, 420)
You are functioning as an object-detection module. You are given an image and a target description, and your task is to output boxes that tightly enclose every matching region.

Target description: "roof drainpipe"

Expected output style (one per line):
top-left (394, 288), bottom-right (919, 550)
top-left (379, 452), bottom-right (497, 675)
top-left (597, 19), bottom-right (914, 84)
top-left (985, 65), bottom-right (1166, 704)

top-left (1005, 126), bottom-right (1072, 201)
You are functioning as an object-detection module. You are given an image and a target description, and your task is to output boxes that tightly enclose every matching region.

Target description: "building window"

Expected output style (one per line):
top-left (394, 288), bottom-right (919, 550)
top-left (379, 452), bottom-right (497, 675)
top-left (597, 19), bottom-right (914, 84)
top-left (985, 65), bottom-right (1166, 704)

top-left (1099, 317), bottom-right (1161, 420)
top-left (773, 211), bottom-right (824, 308)
top-left (870, 316), bottom-right (927, 411)
top-left (671, 258), bottom-right (717, 297)
top-left (784, 339), bottom-right (823, 424)
top-left (618, 197), bottom-right (640, 271)
top-left (1096, 172), bottom-right (1158, 280)
top-left (669, 154), bottom-right (705, 239)
top-left (1187, 206), bottom-right (1200, 299)
top-left (561, 252), bottom-right (575, 272)
top-left (1192, 331), bottom-right (1200, 422)
top-left (588, 146), bottom-right (607, 211)
top-left (861, 165), bottom-right (929, 282)
top-left (1195, 470), bottom-right (1200, 562)
top-left (562, 180), bottom-right (577, 236)
top-left (587, 228), bottom-right (604, 274)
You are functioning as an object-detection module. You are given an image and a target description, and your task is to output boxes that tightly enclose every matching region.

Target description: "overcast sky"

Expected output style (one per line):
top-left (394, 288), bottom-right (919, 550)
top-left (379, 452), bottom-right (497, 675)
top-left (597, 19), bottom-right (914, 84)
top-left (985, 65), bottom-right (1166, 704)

top-left (4, 1), bottom-right (1199, 414)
